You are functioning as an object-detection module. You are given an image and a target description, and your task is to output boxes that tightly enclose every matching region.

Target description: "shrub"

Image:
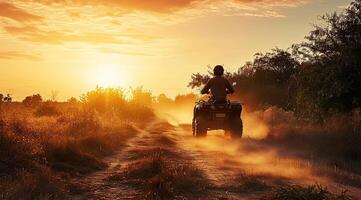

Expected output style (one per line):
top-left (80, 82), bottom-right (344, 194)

top-left (34, 103), bottom-right (60, 117)
top-left (23, 94), bottom-right (42, 107)
top-left (81, 86), bottom-right (126, 114)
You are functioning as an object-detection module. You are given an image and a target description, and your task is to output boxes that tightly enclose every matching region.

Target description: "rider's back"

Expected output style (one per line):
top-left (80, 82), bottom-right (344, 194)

top-left (201, 76), bottom-right (234, 101)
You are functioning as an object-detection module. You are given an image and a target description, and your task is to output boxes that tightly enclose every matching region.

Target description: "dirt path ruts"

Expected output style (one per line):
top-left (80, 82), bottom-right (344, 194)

top-left (71, 121), bottom-right (361, 199)
top-left (71, 121), bottom-right (191, 199)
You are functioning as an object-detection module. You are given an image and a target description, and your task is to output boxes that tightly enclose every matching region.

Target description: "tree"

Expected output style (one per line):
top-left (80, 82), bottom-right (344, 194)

top-left (188, 0), bottom-right (360, 119)
top-left (22, 94), bottom-right (42, 107)
top-left (67, 97), bottom-right (78, 104)
top-left (81, 86), bottom-right (126, 113)
top-left (188, 72), bottom-right (211, 89)
top-left (251, 48), bottom-right (299, 86)
top-left (188, 49), bottom-right (299, 109)
top-left (291, 0), bottom-right (361, 120)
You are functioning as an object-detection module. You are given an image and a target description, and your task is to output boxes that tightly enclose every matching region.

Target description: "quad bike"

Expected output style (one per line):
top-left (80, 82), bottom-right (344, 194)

top-left (192, 84), bottom-right (243, 138)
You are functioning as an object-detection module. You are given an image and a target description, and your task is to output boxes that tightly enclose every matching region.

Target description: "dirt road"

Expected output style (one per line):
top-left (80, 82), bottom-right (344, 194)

top-left (71, 121), bottom-right (361, 199)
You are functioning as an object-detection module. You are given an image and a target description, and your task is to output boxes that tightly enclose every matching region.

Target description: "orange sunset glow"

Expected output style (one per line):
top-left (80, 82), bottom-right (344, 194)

top-left (0, 0), bottom-right (351, 100)
top-left (1, 1), bottom-right (361, 199)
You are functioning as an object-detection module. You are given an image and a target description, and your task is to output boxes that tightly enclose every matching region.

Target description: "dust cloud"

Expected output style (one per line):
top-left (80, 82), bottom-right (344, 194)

top-left (154, 97), bottom-right (272, 139)
top-left (154, 100), bottom-right (361, 196)
top-left (181, 133), bottom-right (326, 185)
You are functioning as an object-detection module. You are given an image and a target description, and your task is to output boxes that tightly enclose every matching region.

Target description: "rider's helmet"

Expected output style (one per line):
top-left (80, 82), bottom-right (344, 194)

top-left (213, 65), bottom-right (224, 76)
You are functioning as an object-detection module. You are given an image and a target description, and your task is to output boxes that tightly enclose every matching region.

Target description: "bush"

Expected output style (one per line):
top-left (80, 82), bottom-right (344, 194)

top-left (0, 99), bottom-right (140, 198)
top-left (188, 0), bottom-right (361, 120)
top-left (34, 103), bottom-right (60, 117)
top-left (81, 86), bottom-right (126, 114)
top-left (22, 94), bottom-right (42, 107)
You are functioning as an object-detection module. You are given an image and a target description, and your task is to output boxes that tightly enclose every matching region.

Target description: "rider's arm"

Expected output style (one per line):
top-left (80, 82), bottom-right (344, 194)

top-left (201, 79), bottom-right (211, 94)
top-left (225, 79), bottom-right (235, 94)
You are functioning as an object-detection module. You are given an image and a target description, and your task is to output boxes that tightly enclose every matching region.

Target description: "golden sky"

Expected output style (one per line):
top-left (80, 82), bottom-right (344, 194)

top-left (0, 0), bottom-right (352, 100)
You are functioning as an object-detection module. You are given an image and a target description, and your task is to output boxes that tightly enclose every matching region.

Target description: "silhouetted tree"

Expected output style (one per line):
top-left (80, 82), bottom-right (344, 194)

top-left (189, 0), bottom-right (360, 119)
top-left (23, 94), bottom-right (42, 107)
top-left (67, 97), bottom-right (78, 104)
top-left (251, 48), bottom-right (299, 86)
top-left (4, 94), bottom-right (12, 102)
top-left (291, 0), bottom-right (361, 120)
top-left (188, 73), bottom-right (211, 89)
top-left (189, 49), bottom-right (299, 109)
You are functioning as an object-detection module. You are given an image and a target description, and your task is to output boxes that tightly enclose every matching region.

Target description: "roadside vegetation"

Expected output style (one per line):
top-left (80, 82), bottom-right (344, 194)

top-left (189, 0), bottom-right (361, 174)
top-left (0, 87), bottom-right (154, 199)
top-left (261, 184), bottom-right (352, 200)
top-left (188, 1), bottom-right (361, 198)
top-left (125, 149), bottom-right (206, 199)
top-left (189, 0), bottom-right (361, 121)
top-left (0, 1), bottom-right (360, 199)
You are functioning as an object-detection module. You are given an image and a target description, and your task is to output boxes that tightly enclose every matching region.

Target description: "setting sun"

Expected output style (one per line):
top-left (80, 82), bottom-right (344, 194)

top-left (90, 65), bottom-right (129, 88)
top-left (0, 0), bottom-right (351, 100)
top-left (0, 0), bottom-right (360, 199)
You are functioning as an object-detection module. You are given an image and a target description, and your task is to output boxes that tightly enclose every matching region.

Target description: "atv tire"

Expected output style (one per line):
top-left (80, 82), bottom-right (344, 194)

top-left (230, 118), bottom-right (243, 139)
top-left (193, 116), bottom-right (207, 137)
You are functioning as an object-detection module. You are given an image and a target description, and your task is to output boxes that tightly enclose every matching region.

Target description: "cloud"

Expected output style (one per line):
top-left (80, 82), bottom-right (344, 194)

top-left (29, 32), bottom-right (124, 44)
top-left (0, 2), bottom-right (42, 22)
top-left (14, 31), bottom-right (125, 44)
top-left (27, 0), bottom-right (199, 12)
top-left (104, 0), bottom-right (199, 12)
top-left (0, 0), bottom-right (308, 47)
top-left (28, 0), bottom-right (306, 13)
top-left (100, 48), bottom-right (154, 56)
top-left (234, 0), bottom-right (307, 7)
top-left (0, 51), bottom-right (41, 60)
top-left (2, 25), bottom-right (150, 45)
top-left (3, 25), bottom-right (39, 34)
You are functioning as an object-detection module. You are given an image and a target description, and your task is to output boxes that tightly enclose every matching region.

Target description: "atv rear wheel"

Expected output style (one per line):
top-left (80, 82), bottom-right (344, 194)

top-left (193, 116), bottom-right (207, 137)
top-left (230, 118), bottom-right (243, 139)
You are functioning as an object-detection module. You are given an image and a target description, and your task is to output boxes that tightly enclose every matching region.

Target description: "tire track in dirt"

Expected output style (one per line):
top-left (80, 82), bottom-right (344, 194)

top-left (71, 125), bottom-right (148, 200)
top-left (71, 121), bottom-right (211, 199)
top-left (70, 121), bottom-right (292, 199)
top-left (173, 127), bottom-right (271, 200)
top-left (71, 121), bottom-right (361, 199)
top-left (175, 125), bottom-right (361, 199)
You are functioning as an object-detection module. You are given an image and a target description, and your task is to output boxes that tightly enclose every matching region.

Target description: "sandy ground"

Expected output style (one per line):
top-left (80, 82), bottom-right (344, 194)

top-left (70, 121), bottom-right (361, 200)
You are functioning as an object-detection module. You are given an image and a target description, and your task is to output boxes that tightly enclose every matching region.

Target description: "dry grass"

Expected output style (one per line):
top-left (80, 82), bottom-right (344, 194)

top-left (227, 172), bottom-right (270, 193)
top-left (254, 107), bottom-right (361, 174)
top-left (34, 103), bottom-right (61, 117)
top-left (0, 169), bottom-right (67, 200)
top-left (0, 101), bottom-right (149, 199)
top-left (260, 184), bottom-right (352, 200)
top-left (110, 148), bottom-right (208, 199)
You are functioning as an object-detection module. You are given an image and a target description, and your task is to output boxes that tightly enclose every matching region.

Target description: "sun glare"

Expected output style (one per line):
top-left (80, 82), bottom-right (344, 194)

top-left (91, 65), bottom-right (126, 88)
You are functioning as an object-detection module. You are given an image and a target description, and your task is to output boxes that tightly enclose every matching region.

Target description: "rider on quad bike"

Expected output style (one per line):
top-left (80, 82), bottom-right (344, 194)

top-left (192, 65), bottom-right (243, 138)
top-left (201, 65), bottom-right (235, 100)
